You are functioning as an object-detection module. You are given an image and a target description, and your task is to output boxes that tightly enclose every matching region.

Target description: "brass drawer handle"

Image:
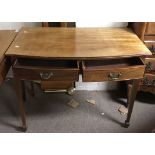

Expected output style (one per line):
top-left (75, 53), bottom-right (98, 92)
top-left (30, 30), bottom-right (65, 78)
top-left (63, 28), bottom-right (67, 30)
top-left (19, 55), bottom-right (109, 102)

top-left (108, 72), bottom-right (122, 81)
top-left (40, 72), bottom-right (53, 80)
top-left (146, 62), bottom-right (153, 71)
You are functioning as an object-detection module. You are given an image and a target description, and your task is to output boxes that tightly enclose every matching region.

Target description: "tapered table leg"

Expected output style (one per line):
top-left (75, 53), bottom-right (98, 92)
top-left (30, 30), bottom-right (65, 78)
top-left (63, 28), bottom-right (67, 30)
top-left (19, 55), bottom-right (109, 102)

top-left (127, 83), bottom-right (132, 106)
top-left (124, 79), bottom-right (140, 128)
top-left (14, 78), bottom-right (27, 132)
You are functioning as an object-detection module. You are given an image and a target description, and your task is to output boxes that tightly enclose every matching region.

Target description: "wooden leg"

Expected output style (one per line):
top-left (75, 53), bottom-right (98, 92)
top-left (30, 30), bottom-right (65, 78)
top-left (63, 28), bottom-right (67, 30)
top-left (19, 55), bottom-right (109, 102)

top-left (14, 78), bottom-right (27, 132)
top-left (124, 79), bottom-right (140, 128)
top-left (127, 83), bottom-right (132, 107)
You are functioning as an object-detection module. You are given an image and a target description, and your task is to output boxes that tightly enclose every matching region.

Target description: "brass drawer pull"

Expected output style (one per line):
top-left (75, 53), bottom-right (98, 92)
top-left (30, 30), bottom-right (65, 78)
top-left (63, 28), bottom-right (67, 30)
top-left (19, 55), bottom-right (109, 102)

top-left (108, 72), bottom-right (122, 81)
top-left (40, 72), bottom-right (53, 80)
top-left (146, 62), bottom-right (153, 71)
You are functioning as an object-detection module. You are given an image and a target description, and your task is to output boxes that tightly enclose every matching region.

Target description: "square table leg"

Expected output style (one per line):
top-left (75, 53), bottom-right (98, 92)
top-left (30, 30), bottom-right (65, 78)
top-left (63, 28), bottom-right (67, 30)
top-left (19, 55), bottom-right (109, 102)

top-left (14, 78), bottom-right (27, 132)
top-left (125, 79), bottom-right (141, 127)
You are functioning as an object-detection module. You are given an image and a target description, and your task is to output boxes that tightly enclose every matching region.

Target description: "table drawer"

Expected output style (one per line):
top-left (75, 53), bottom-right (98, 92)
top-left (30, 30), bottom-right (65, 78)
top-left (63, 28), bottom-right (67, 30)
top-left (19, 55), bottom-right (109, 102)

top-left (82, 58), bottom-right (145, 82)
top-left (145, 57), bottom-right (155, 72)
top-left (13, 58), bottom-right (79, 81)
top-left (0, 58), bottom-right (11, 85)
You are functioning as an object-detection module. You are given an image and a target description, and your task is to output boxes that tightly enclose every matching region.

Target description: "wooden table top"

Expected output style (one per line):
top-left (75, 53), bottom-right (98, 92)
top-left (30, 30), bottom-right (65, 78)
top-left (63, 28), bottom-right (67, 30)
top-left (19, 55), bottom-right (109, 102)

top-left (6, 27), bottom-right (152, 59)
top-left (0, 30), bottom-right (17, 61)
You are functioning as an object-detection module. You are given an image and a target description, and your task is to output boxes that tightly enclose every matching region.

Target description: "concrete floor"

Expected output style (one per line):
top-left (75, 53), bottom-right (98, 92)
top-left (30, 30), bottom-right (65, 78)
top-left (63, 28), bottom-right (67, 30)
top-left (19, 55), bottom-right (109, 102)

top-left (0, 80), bottom-right (155, 133)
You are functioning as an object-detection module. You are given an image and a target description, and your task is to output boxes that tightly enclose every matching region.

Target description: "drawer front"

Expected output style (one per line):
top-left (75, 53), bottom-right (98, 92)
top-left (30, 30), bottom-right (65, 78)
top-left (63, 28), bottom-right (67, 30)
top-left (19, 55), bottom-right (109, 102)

top-left (83, 67), bottom-right (144, 82)
top-left (140, 74), bottom-right (155, 86)
top-left (0, 58), bottom-right (11, 85)
top-left (82, 59), bottom-right (145, 82)
top-left (13, 67), bottom-right (79, 81)
top-left (13, 59), bottom-right (79, 81)
top-left (145, 57), bottom-right (155, 72)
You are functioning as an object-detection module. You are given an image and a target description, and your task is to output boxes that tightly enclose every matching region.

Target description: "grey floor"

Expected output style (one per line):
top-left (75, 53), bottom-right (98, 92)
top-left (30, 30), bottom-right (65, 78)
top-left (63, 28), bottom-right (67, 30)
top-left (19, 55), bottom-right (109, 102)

top-left (0, 79), bottom-right (155, 133)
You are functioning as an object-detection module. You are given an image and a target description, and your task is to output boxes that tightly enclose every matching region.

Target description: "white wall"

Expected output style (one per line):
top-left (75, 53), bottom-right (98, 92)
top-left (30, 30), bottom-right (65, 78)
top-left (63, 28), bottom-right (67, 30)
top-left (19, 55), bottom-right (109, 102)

top-left (1, 22), bottom-right (127, 90)
top-left (77, 22), bottom-right (128, 27)
top-left (0, 22), bottom-right (41, 31)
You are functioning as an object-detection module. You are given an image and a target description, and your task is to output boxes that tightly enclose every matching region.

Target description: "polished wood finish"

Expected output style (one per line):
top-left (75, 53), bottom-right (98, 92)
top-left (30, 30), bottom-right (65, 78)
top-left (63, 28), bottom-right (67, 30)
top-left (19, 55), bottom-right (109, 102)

top-left (13, 67), bottom-right (79, 81)
top-left (8, 27), bottom-right (152, 131)
top-left (13, 59), bottom-right (79, 81)
top-left (0, 30), bottom-right (17, 84)
top-left (6, 27), bottom-right (151, 59)
top-left (41, 22), bottom-right (76, 92)
top-left (31, 22), bottom-right (76, 95)
top-left (0, 30), bottom-right (17, 61)
top-left (82, 58), bottom-right (145, 82)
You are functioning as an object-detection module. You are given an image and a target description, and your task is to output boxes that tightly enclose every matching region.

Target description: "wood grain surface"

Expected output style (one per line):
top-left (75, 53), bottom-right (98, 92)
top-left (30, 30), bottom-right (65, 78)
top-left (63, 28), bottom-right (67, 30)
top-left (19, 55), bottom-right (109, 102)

top-left (0, 30), bottom-right (17, 61)
top-left (13, 59), bottom-right (79, 81)
top-left (0, 30), bottom-right (17, 84)
top-left (6, 27), bottom-right (152, 59)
